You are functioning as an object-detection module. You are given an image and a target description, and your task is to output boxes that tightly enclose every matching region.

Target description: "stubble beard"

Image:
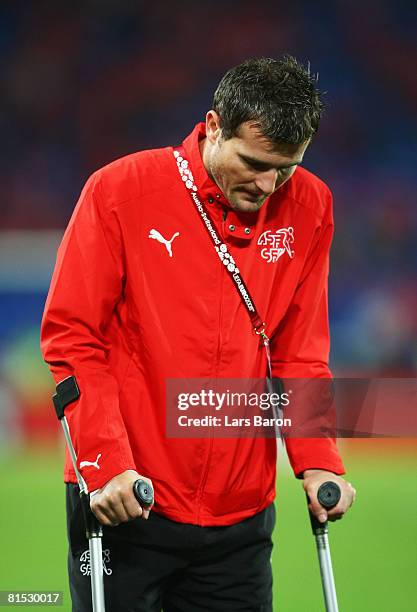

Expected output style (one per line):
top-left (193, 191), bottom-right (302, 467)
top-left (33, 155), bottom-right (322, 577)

top-left (207, 153), bottom-right (265, 212)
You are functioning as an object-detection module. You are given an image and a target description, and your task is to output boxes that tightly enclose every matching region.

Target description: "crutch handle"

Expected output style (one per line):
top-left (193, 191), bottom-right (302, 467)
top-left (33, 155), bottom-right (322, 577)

top-left (308, 481), bottom-right (341, 534)
top-left (133, 479), bottom-right (154, 507)
top-left (317, 481), bottom-right (341, 509)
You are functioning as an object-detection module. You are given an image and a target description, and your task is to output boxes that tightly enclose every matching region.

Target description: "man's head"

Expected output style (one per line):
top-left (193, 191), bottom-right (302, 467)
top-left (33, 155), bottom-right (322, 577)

top-left (201, 56), bottom-right (324, 212)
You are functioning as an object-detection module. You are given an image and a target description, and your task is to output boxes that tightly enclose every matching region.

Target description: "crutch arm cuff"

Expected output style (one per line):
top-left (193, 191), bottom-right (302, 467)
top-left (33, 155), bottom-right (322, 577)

top-left (53, 375), bottom-right (80, 420)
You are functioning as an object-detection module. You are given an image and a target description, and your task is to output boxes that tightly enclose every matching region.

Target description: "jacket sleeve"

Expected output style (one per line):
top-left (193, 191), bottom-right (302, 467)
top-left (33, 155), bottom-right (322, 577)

top-left (40, 172), bottom-right (136, 491)
top-left (270, 188), bottom-right (345, 477)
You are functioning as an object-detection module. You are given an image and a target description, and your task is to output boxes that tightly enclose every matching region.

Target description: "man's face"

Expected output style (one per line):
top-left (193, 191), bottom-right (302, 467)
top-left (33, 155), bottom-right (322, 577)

top-left (204, 113), bottom-right (310, 212)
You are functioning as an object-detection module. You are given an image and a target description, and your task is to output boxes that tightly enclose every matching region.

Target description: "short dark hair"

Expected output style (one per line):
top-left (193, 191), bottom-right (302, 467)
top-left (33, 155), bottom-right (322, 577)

top-left (212, 56), bottom-right (325, 146)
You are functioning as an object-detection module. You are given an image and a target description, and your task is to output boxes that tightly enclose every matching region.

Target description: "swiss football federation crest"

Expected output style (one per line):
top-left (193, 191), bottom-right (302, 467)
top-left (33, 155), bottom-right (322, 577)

top-left (80, 548), bottom-right (112, 576)
top-left (258, 227), bottom-right (295, 263)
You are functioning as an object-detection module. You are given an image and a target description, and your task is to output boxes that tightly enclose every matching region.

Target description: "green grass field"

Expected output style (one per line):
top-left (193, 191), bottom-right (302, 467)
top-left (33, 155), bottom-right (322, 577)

top-left (0, 441), bottom-right (416, 611)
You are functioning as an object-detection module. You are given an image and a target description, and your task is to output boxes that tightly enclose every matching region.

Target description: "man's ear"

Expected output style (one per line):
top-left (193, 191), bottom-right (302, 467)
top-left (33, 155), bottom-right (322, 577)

top-left (205, 110), bottom-right (222, 144)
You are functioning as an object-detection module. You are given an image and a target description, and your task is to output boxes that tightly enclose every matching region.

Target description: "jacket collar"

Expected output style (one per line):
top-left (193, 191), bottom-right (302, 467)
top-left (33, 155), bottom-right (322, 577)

top-left (181, 123), bottom-right (268, 241)
top-left (182, 122), bottom-right (229, 206)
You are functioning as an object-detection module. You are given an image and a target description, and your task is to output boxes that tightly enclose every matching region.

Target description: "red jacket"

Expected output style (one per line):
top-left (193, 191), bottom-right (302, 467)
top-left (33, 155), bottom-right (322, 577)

top-left (41, 123), bottom-right (344, 526)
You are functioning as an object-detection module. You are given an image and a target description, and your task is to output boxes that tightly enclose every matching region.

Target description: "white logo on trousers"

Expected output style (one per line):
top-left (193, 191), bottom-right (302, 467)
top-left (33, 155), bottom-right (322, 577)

top-left (149, 229), bottom-right (180, 257)
top-left (80, 548), bottom-right (112, 576)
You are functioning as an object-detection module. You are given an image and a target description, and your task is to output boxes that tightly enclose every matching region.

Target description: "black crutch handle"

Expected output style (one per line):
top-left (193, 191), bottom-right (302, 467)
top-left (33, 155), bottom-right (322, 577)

top-left (307, 481), bottom-right (341, 534)
top-left (133, 479), bottom-right (154, 507)
top-left (317, 481), bottom-right (341, 509)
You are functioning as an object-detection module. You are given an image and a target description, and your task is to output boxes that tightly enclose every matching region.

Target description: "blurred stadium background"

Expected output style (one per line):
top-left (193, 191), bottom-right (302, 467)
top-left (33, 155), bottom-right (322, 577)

top-left (0, 1), bottom-right (416, 610)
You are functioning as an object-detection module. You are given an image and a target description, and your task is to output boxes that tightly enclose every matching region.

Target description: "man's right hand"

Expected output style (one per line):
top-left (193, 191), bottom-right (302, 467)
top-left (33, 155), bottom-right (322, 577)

top-left (89, 470), bottom-right (154, 527)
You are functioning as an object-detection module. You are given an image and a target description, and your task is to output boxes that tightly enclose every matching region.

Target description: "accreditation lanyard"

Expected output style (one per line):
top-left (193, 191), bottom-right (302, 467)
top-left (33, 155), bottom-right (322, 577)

top-left (173, 147), bottom-right (272, 380)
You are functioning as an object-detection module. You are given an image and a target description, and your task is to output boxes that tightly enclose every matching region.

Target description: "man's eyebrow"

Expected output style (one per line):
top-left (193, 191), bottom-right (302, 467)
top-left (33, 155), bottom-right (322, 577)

top-left (239, 153), bottom-right (302, 169)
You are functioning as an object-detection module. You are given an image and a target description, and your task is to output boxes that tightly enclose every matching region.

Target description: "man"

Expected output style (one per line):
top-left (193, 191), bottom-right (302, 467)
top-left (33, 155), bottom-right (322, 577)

top-left (41, 56), bottom-right (356, 611)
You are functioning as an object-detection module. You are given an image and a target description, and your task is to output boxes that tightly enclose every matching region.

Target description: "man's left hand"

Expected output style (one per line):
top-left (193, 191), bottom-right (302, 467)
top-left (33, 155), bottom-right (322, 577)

top-left (302, 469), bottom-right (356, 523)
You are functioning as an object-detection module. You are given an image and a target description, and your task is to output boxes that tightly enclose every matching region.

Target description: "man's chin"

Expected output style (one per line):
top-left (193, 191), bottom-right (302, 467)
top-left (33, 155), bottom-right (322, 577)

top-left (230, 194), bottom-right (266, 212)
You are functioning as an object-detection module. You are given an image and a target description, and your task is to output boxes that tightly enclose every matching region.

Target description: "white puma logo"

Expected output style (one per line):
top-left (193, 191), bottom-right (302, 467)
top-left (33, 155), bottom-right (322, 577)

top-left (148, 229), bottom-right (180, 258)
top-left (80, 453), bottom-right (102, 470)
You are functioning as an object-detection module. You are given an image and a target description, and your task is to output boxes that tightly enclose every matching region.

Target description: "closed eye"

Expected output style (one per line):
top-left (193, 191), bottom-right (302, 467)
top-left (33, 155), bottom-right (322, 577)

top-left (239, 154), bottom-right (298, 173)
top-left (240, 156), bottom-right (270, 171)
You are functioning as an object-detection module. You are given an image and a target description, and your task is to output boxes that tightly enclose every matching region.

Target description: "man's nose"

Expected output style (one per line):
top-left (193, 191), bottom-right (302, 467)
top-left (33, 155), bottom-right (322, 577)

top-left (254, 169), bottom-right (278, 195)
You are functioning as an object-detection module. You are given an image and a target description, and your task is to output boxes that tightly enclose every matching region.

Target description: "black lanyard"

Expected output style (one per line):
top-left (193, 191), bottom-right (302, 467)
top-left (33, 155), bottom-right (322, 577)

top-left (174, 147), bottom-right (272, 379)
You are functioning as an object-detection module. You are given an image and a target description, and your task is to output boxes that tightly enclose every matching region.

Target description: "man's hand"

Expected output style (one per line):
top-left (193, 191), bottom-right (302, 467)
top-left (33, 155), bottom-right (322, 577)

top-left (303, 469), bottom-right (356, 523)
top-left (90, 470), bottom-right (154, 527)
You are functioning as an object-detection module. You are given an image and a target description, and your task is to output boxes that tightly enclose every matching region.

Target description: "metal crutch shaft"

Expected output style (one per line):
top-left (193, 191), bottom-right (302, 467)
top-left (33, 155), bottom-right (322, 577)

top-left (308, 481), bottom-right (341, 612)
top-left (52, 377), bottom-right (154, 612)
top-left (53, 382), bottom-right (106, 612)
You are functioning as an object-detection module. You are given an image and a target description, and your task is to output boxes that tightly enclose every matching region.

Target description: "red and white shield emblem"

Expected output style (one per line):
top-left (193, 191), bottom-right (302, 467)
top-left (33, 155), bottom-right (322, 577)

top-left (258, 227), bottom-right (295, 263)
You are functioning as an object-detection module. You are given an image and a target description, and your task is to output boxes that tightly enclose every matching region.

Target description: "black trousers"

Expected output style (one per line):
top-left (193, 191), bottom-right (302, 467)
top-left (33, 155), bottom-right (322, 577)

top-left (66, 484), bottom-right (275, 612)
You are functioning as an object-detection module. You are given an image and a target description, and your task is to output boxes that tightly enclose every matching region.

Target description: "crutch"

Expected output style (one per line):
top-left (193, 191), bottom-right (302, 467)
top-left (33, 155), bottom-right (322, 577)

top-left (307, 481), bottom-right (341, 612)
top-left (52, 376), bottom-right (154, 612)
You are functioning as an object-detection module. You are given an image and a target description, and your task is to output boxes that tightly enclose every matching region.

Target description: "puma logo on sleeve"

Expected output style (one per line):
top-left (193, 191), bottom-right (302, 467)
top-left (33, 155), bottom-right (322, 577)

top-left (80, 453), bottom-right (102, 470)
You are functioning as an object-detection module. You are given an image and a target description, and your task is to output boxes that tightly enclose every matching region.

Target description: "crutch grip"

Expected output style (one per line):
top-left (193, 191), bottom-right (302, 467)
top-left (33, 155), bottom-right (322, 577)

top-left (308, 481), bottom-right (341, 534)
top-left (317, 482), bottom-right (341, 509)
top-left (133, 479), bottom-right (154, 507)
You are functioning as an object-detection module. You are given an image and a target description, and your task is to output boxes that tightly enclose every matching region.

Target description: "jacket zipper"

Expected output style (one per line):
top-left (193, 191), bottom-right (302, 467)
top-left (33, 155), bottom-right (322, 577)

top-left (196, 207), bottom-right (228, 523)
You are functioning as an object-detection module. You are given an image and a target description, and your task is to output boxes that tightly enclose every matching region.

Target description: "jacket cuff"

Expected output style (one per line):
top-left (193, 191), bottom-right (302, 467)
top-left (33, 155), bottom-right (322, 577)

top-left (64, 442), bottom-right (137, 492)
top-left (285, 437), bottom-right (345, 478)
top-left (81, 460), bottom-right (137, 492)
